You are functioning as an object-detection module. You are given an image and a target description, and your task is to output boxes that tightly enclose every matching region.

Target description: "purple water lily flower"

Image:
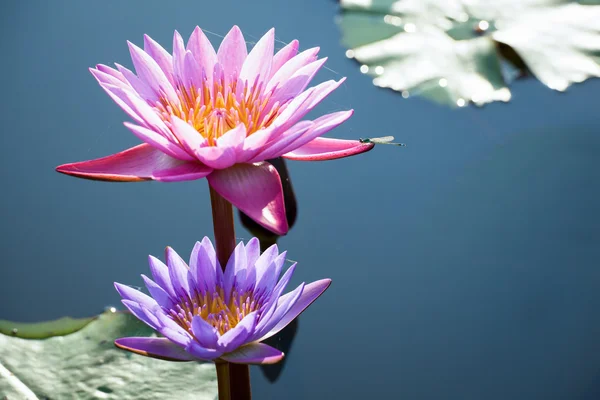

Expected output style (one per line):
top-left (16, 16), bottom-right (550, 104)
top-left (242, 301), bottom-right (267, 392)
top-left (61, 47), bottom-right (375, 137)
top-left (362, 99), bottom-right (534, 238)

top-left (56, 26), bottom-right (374, 235)
top-left (114, 237), bottom-right (331, 364)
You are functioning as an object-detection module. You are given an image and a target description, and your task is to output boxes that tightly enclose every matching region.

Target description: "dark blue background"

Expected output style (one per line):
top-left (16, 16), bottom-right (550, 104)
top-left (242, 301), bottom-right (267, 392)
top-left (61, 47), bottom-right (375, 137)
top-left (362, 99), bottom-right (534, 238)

top-left (1, 1), bottom-right (599, 399)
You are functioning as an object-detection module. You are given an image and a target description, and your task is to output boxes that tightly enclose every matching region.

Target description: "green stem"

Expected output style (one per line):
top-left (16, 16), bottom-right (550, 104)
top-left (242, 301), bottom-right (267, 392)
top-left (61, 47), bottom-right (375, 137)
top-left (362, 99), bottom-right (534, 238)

top-left (209, 184), bottom-right (252, 400)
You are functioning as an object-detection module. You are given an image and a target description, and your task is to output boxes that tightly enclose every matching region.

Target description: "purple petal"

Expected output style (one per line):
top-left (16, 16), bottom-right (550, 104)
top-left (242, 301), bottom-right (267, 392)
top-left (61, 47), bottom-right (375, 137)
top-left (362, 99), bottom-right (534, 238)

top-left (270, 40), bottom-right (299, 78)
top-left (223, 241), bottom-right (247, 302)
top-left (259, 279), bottom-right (331, 341)
top-left (165, 247), bottom-right (191, 298)
top-left (253, 282), bottom-right (304, 341)
top-left (220, 343), bottom-right (284, 365)
top-left (127, 41), bottom-right (177, 104)
top-left (114, 283), bottom-right (158, 310)
top-left (266, 48), bottom-right (320, 92)
top-left (123, 122), bottom-right (195, 161)
top-left (191, 315), bottom-right (219, 349)
top-left (141, 275), bottom-right (174, 309)
top-left (217, 26), bottom-right (247, 84)
top-left (283, 137), bottom-right (375, 161)
top-left (56, 144), bottom-right (212, 182)
top-left (239, 28), bottom-right (274, 91)
top-left (207, 162), bottom-right (288, 235)
top-left (217, 312), bottom-right (258, 352)
top-left (270, 110), bottom-right (354, 158)
top-left (121, 300), bottom-right (160, 330)
top-left (254, 262), bottom-right (297, 333)
top-left (187, 27), bottom-right (217, 87)
top-left (255, 250), bottom-right (286, 295)
top-left (115, 337), bottom-right (194, 361)
top-left (244, 237), bottom-right (261, 269)
top-left (189, 237), bottom-right (219, 293)
top-left (253, 244), bottom-right (281, 289)
top-left (185, 342), bottom-right (223, 360)
top-left (148, 255), bottom-right (176, 298)
top-left (144, 34), bottom-right (175, 86)
top-left (152, 308), bottom-right (193, 347)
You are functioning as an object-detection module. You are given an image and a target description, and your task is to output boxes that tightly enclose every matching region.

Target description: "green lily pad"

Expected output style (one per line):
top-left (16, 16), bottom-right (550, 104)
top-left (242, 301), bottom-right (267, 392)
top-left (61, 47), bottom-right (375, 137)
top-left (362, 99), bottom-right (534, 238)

top-left (0, 310), bottom-right (217, 400)
top-left (338, 0), bottom-right (600, 107)
top-left (0, 315), bottom-right (96, 339)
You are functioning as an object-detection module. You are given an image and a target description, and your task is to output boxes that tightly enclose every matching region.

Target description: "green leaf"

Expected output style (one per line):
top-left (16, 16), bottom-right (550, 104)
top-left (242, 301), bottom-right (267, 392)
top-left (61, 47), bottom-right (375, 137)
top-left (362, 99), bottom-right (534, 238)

top-left (0, 316), bottom-right (96, 339)
top-left (0, 310), bottom-right (217, 400)
top-left (338, 0), bottom-right (600, 107)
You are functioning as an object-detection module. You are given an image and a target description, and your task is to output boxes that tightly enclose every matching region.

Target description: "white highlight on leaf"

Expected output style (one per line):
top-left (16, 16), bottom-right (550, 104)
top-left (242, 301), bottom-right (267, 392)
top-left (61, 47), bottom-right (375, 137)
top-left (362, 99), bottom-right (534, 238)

top-left (404, 23), bottom-right (417, 33)
top-left (0, 360), bottom-right (40, 400)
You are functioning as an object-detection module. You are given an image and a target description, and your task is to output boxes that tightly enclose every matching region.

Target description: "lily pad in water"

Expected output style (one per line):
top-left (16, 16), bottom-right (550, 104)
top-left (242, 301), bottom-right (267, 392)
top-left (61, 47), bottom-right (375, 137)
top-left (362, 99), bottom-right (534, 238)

top-left (0, 310), bottom-right (217, 400)
top-left (338, 0), bottom-right (600, 107)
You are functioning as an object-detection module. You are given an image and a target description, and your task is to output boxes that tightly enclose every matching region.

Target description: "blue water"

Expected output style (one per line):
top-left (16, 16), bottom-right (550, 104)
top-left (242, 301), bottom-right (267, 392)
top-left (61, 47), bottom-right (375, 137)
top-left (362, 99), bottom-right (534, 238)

top-left (1, 1), bottom-right (600, 399)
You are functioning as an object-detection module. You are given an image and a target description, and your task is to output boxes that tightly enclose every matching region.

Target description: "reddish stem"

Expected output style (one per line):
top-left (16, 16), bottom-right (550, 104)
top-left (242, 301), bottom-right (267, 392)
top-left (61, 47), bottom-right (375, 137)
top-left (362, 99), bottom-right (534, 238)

top-left (209, 184), bottom-right (252, 400)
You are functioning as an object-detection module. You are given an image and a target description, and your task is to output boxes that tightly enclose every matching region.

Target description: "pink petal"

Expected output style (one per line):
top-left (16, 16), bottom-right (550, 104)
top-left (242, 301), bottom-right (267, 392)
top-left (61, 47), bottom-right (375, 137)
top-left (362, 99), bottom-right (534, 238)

top-left (170, 116), bottom-right (208, 157)
top-left (270, 40), bottom-right (299, 78)
top-left (183, 50), bottom-right (202, 88)
top-left (220, 343), bottom-right (284, 365)
top-left (95, 83), bottom-right (146, 127)
top-left (269, 79), bottom-right (345, 136)
top-left (143, 34), bottom-right (175, 87)
top-left (116, 63), bottom-right (160, 103)
top-left (266, 47), bottom-right (320, 92)
top-left (115, 337), bottom-right (195, 361)
top-left (207, 162), bottom-right (288, 235)
top-left (123, 122), bottom-right (195, 161)
top-left (187, 27), bottom-right (217, 88)
top-left (269, 58), bottom-right (328, 104)
top-left (172, 31), bottom-right (187, 86)
top-left (96, 64), bottom-right (128, 83)
top-left (90, 67), bottom-right (129, 88)
top-left (283, 137), bottom-right (375, 161)
top-left (217, 26), bottom-right (247, 84)
top-left (56, 144), bottom-right (212, 182)
top-left (259, 279), bottom-right (332, 341)
top-left (99, 83), bottom-right (174, 141)
top-left (239, 28), bottom-right (274, 91)
top-left (194, 124), bottom-right (247, 169)
top-left (270, 110), bottom-right (354, 157)
top-left (127, 41), bottom-right (177, 104)
top-left (248, 121), bottom-right (313, 162)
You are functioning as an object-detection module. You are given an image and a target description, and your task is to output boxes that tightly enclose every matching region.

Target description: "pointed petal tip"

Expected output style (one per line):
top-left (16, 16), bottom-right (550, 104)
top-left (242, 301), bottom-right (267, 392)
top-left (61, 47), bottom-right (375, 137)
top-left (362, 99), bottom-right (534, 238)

top-left (220, 343), bottom-right (285, 365)
top-left (115, 337), bottom-right (194, 362)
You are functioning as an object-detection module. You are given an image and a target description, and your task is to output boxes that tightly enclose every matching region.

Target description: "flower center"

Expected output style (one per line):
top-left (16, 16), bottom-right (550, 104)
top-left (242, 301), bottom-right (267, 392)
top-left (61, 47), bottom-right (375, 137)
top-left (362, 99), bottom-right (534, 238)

top-left (169, 287), bottom-right (264, 335)
top-left (154, 76), bottom-right (283, 146)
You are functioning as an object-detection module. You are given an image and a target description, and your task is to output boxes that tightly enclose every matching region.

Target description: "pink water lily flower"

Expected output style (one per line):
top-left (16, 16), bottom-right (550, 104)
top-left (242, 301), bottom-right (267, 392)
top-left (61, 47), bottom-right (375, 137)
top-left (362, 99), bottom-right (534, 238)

top-left (56, 26), bottom-right (374, 235)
